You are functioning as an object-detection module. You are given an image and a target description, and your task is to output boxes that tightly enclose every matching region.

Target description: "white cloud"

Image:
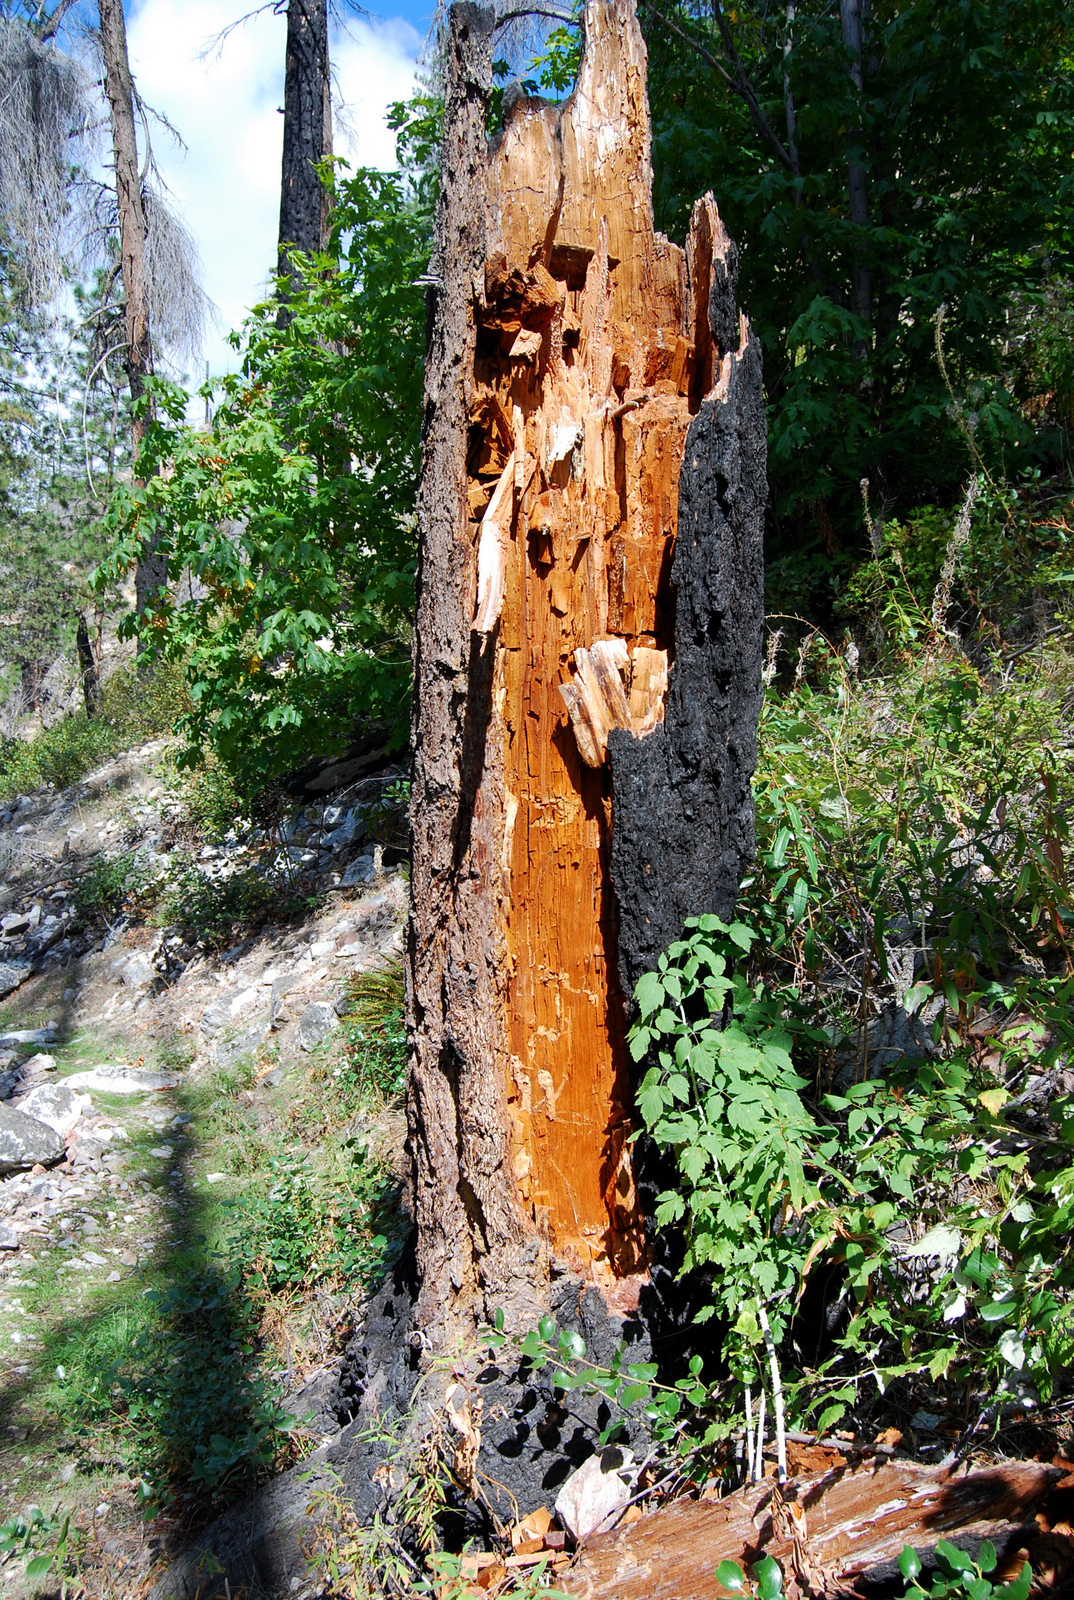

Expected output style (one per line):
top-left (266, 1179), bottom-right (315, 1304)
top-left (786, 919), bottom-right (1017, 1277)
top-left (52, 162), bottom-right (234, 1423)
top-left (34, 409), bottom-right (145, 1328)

top-left (125, 0), bottom-right (421, 380)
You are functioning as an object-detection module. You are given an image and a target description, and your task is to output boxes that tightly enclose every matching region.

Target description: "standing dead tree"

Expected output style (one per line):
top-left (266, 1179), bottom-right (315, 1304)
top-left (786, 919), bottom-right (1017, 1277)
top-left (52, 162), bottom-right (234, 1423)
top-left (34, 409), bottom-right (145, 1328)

top-left (277, 0), bottom-right (332, 301)
top-left (407, 0), bottom-right (765, 1343)
top-left (98, 0), bottom-right (164, 622)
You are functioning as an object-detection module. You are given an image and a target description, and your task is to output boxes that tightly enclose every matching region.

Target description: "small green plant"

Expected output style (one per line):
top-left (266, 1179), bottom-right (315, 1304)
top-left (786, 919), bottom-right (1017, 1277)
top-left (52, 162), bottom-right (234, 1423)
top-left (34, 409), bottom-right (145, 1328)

top-left (420, 1547), bottom-right (569, 1599)
top-left (897, 1541), bottom-right (1031, 1600)
top-left (625, 902), bottom-right (1074, 1450)
top-left (485, 1310), bottom-right (721, 1465)
top-left (50, 1265), bottom-right (296, 1508)
top-left (340, 961), bottom-right (407, 1102)
top-left (715, 1555), bottom-right (785, 1599)
top-left (0, 1505), bottom-right (71, 1579)
top-left (158, 858), bottom-right (303, 949)
top-left (74, 849), bottom-right (152, 922)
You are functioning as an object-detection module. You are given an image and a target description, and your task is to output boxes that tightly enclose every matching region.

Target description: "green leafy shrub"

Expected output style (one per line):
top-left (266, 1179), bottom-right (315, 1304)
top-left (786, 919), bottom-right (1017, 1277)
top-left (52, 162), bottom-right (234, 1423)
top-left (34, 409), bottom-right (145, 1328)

top-left (898, 1541), bottom-right (1030, 1600)
top-left (97, 102), bottom-right (437, 790)
top-left (158, 859), bottom-right (306, 950)
top-left (0, 660), bottom-right (188, 800)
top-left (619, 600), bottom-right (1074, 1455)
top-left (73, 849), bottom-right (153, 923)
top-left (0, 1506), bottom-right (71, 1581)
top-left (163, 751), bottom-right (247, 842)
top-left (225, 1142), bottom-right (401, 1295)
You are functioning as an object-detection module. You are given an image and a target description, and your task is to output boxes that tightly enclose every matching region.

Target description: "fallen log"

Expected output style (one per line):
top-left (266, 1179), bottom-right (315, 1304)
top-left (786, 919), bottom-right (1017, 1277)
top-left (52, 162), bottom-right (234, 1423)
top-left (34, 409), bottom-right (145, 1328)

top-left (562, 1458), bottom-right (1063, 1598)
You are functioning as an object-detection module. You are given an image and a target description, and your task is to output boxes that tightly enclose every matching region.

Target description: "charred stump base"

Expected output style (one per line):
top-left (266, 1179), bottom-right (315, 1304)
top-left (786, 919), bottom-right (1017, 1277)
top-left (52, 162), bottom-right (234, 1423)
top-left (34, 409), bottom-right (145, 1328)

top-left (147, 1256), bottom-right (655, 1600)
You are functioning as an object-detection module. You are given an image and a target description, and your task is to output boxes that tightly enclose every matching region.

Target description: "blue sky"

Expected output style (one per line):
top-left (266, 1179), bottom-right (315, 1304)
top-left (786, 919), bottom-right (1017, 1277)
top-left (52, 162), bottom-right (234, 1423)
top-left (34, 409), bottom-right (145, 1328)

top-left (60, 1), bottom-right (429, 377)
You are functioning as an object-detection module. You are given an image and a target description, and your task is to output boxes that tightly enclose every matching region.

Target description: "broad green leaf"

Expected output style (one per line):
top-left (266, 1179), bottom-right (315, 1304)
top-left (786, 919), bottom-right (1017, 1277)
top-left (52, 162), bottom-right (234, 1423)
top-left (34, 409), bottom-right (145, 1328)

top-left (998, 1329), bottom-right (1025, 1369)
top-left (995, 1562), bottom-right (1032, 1600)
top-left (898, 1547), bottom-right (922, 1582)
top-left (936, 1541), bottom-right (973, 1573)
top-left (978, 1297), bottom-right (1016, 1322)
top-left (634, 971), bottom-right (664, 1018)
top-left (715, 1560), bottom-right (746, 1592)
top-left (752, 1555), bottom-right (784, 1600)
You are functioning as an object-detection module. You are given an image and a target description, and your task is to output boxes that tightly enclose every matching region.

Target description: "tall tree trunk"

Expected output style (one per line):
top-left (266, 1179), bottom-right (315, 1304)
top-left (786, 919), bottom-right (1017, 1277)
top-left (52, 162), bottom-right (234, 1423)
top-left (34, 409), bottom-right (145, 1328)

top-left (840, 0), bottom-right (871, 350)
top-left (75, 612), bottom-right (99, 716)
top-left (277, 0), bottom-right (332, 300)
top-left (407, 0), bottom-right (765, 1346)
top-left (98, 0), bottom-right (164, 626)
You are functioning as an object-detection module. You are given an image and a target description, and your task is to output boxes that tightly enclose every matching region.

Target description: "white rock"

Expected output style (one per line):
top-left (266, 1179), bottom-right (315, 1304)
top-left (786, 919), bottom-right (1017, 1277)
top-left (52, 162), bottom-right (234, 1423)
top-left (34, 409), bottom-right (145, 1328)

top-left (65, 1064), bottom-right (180, 1095)
top-left (0, 1103), bottom-right (65, 1174)
top-left (21, 1054), bottom-right (56, 1075)
top-left (296, 1001), bottom-right (340, 1052)
top-left (122, 953), bottom-right (156, 990)
top-left (554, 1449), bottom-right (634, 1542)
top-left (17, 1084), bottom-right (91, 1137)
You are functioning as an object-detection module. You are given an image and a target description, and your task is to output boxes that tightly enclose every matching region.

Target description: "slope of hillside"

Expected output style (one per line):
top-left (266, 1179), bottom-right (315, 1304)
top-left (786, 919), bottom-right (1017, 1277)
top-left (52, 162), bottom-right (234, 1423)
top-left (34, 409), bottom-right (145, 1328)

top-left (0, 742), bottom-right (409, 1597)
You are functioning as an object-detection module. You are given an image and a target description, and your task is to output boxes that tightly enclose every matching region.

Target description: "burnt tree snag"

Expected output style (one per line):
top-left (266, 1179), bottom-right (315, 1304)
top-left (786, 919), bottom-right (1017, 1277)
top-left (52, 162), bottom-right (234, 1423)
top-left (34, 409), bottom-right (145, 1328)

top-left (277, 0), bottom-right (333, 297)
top-left (408, 0), bottom-right (765, 1342)
top-left (99, 0), bottom-right (163, 626)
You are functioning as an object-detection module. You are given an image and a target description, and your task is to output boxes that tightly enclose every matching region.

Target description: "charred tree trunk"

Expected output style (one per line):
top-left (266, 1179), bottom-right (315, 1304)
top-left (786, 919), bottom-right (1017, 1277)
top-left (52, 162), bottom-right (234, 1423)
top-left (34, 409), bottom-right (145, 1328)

top-left (98, 0), bottom-right (164, 629)
top-left (277, 0), bottom-right (332, 302)
top-left (407, 0), bottom-right (765, 1346)
top-left (75, 612), bottom-right (99, 716)
top-left (840, 0), bottom-right (871, 352)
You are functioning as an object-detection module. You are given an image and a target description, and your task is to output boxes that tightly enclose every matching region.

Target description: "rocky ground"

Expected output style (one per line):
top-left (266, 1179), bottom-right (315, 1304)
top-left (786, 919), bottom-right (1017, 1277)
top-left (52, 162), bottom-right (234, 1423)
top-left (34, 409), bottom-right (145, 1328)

top-left (0, 744), bottom-right (409, 1597)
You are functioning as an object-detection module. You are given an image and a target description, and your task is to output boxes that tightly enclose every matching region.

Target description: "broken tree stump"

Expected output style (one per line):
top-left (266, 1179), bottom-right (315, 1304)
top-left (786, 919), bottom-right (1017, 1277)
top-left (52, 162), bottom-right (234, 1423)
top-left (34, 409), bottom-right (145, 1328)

top-left (407, 0), bottom-right (765, 1335)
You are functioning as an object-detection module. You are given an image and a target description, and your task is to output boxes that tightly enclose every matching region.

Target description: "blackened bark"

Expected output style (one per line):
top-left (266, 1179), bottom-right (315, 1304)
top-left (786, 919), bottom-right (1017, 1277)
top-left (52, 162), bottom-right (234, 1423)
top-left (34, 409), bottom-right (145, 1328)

top-left (98, 0), bottom-right (165, 625)
top-left (75, 612), bottom-right (99, 716)
top-left (277, 0), bottom-right (332, 294)
top-left (609, 249), bottom-right (765, 995)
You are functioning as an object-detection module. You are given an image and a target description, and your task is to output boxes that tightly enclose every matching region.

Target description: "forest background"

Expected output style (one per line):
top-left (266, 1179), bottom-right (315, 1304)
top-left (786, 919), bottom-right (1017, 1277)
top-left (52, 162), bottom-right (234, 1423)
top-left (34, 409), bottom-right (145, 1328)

top-left (0, 0), bottom-right (1074, 1572)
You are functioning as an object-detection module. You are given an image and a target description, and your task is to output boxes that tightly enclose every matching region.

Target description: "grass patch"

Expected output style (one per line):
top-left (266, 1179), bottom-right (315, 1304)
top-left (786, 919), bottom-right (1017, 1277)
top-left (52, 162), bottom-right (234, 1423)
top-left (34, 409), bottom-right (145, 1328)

top-left (44, 1252), bottom-right (298, 1509)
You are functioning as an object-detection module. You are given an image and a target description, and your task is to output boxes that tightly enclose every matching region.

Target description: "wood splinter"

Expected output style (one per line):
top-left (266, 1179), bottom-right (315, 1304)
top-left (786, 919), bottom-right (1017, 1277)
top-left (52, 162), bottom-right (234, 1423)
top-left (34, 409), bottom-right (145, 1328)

top-left (559, 641), bottom-right (669, 766)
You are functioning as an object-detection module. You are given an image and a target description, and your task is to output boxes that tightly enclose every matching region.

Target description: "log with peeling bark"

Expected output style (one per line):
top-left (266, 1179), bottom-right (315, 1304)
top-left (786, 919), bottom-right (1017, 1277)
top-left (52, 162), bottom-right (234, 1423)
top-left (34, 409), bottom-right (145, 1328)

top-left (407, 0), bottom-right (765, 1337)
top-left (561, 1458), bottom-right (1064, 1599)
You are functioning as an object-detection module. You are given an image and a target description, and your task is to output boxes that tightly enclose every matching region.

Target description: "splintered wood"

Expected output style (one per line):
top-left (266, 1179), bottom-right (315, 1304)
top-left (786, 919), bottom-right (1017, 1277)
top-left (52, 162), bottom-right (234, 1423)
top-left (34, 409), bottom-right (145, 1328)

top-left (561, 1459), bottom-right (1065, 1599)
top-left (468, 0), bottom-right (732, 1270)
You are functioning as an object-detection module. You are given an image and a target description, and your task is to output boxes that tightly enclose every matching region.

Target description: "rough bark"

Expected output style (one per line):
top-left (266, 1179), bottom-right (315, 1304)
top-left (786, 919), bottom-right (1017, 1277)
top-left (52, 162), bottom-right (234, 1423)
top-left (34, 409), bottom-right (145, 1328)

top-left (277, 0), bottom-right (332, 292)
top-left (75, 612), bottom-right (99, 716)
top-left (407, 1), bottom-right (527, 1341)
top-left (407, 0), bottom-right (765, 1344)
top-left (98, 0), bottom-right (164, 624)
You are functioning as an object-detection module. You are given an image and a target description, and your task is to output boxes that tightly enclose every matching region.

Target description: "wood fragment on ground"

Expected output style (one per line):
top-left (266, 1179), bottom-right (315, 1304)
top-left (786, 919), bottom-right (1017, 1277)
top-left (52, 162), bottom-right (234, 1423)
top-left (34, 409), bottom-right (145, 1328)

top-left (561, 1458), bottom-right (1062, 1598)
